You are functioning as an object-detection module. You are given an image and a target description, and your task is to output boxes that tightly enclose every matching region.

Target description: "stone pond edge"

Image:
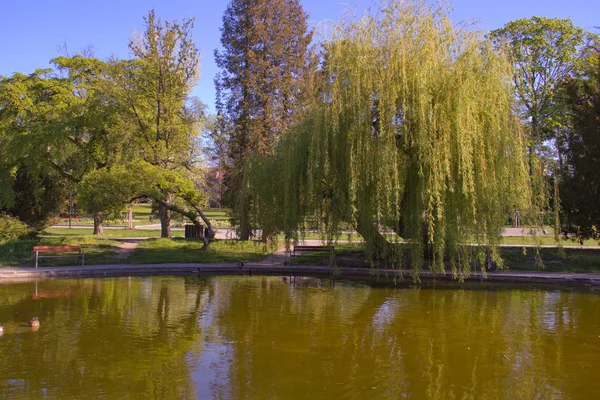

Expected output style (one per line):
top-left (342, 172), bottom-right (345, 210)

top-left (1, 262), bottom-right (599, 286)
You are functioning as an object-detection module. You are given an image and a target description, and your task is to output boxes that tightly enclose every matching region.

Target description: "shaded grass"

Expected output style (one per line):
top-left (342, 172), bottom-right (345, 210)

top-left (290, 242), bottom-right (600, 273)
top-left (129, 238), bottom-right (267, 264)
top-left (0, 239), bottom-right (39, 267)
top-left (501, 247), bottom-right (600, 273)
top-left (276, 232), bottom-right (599, 247)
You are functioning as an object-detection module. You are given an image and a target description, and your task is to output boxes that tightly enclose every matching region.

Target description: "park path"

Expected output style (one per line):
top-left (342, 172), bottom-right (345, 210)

top-left (113, 238), bottom-right (145, 260)
top-left (52, 225), bottom-right (550, 237)
top-left (49, 225), bottom-right (600, 250)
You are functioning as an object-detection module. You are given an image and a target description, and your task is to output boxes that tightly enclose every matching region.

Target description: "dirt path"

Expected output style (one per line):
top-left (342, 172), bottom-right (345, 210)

top-left (113, 238), bottom-right (146, 260)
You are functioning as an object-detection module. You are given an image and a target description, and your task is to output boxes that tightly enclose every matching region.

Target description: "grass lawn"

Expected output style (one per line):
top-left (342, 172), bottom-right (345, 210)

top-left (129, 238), bottom-right (267, 264)
top-left (0, 234), bottom-right (119, 267)
top-left (498, 236), bottom-right (599, 247)
top-left (0, 227), bottom-right (265, 267)
top-left (2, 223), bottom-right (599, 274)
top-left (56, 203), bottom-right (154, 226)
top-left (46, 228), bottom-right (184, 238)
top-left (289, 242), bottom-right (600, 273)
top-left (500, 247), bottom-right (600, 273)
top-left (200, 208), bottom-right (231, 228)
top-left (54, 204), bottom-right (233, 228)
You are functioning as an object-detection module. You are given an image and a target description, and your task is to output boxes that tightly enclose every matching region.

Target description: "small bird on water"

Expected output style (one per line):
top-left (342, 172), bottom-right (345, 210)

top-left (0, 323), bottom-right (4, 334)
top-left (29, 317), bottom-right (40, 328)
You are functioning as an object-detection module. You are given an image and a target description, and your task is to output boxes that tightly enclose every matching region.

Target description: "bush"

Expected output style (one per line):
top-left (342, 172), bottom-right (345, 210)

top-left (0, 238), bottom-right (36, 266)
top-left (0, 213), bottom-right (31, 241)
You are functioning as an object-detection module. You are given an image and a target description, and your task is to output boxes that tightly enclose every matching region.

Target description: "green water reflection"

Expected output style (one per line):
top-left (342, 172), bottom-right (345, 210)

top-left (0, 276), bottom-right (599, 399)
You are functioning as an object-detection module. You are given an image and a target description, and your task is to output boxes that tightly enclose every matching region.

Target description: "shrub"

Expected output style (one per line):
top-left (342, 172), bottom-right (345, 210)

top-left (0, 213), bottom-right (31, 241)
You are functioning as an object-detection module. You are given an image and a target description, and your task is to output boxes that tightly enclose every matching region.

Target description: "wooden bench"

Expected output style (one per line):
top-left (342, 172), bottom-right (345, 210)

top-left (33, 246), bottom-right (85, 268)
top-left (291, 245), bottom-right (334, 258)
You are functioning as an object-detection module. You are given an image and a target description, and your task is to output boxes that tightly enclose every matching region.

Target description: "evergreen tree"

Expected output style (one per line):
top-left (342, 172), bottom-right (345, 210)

top-left (214, 0), bottom-right (315, 239)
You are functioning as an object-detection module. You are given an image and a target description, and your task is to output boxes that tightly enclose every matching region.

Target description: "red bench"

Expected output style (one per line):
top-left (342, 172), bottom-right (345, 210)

top-left (33, 245), bottom-right (85, 268)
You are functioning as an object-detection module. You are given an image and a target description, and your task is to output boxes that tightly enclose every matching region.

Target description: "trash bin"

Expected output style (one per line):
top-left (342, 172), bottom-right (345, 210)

top-left (185, 224), bottom-right (203, 238)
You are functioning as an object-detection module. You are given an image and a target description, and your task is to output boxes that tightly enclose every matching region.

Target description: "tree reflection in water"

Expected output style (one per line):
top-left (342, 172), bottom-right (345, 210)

top-left (0, 276), bottom-right (598, 399)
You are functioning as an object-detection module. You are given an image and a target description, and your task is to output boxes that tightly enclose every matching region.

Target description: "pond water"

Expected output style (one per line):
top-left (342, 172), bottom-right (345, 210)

top-left (0, 276), bottom-right (599, 399)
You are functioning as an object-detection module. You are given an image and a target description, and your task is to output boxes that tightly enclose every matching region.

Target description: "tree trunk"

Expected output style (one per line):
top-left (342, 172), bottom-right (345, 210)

top-left (93, 213), bottom-right (104, 235)
top-left (190, 204), bottom-right (215, 250)
top-left (158, 195), bottom-right (172, 238)
top-left (239, 197), bottom-right (251, 240)
top-left (529, 115), bottom-right (538, 177)
top-left (528, 144), bottom-right (535, 177)
top-left (355, 217), bottom-right (395, 258)
top-left (261, 229), bottom-right (269, 243)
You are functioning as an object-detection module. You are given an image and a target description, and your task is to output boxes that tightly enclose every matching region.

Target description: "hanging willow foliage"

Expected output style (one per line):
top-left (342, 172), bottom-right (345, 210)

top-left (244, 0), bottom-right (533, 279)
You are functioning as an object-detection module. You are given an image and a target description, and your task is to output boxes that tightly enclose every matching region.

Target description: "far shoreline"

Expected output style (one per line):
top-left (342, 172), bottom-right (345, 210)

top-left (1, 262), bottom-right (599, 287)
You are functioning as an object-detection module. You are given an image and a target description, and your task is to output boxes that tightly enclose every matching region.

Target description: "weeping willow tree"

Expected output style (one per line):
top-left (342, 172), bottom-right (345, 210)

top-left (245, 0), bottom-right (533, 279)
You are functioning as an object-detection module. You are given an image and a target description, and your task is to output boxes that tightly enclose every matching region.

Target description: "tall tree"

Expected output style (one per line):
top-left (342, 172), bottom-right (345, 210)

top-left (214, 0), bottom-right (315, 239)
top-left (113, 9), bottom-right (202, 238)
top-left (489, 17), bottom-right (586, 172)
top-left (245, 1), bottom-right (532, 279)
top-left (0, 69), bottom-right (72, 229)
top-left (560, 45), bottom-right (600, 240)
top-left (52, 55), bottom-right (127, 235)
top-left (0, 56), bottom-right (127, 235)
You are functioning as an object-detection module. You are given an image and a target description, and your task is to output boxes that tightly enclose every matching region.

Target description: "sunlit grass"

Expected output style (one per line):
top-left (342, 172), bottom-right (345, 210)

top-left (129, 238), bottom-right (267, 264)
top-left (46, 228), bottom-right (184, 238)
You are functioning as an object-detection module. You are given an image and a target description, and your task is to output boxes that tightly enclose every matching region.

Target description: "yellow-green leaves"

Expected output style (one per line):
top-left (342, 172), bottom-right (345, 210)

top-left (247, 0), bottom-right (532, 278)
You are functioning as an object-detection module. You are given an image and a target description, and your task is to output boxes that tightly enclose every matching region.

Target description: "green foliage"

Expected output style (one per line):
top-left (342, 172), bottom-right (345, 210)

top-left (489, 17), bottom-right (586, 143)
top-left (0, 213), bottom-right (30, 241)
top-left (560, 47), bottom-right (600, 239)
top-left (0, 11), bottom-right (204, 238)
top-left (114, 9), bottom-right (202, 170)
top-left (4, 164), bottom-right (66, 231)
top-left (0, 238), bottom-right (37, 267)
top-left (108, 9), bottom-right (204, 237)
top-left (77, 160), bottom-right (212, 245)
top-left (488, 16), bottom-right (589, 188)
top-left (78, 166), bottom-right (136, 220)
top-left (246, 1), bottom-right (532, 279)
top-left (0, 54), bottom-right (127, 233)
top-left (214, 0), bottom-right (315, 239)
top-left (0, 69), bottom-right (73, 226)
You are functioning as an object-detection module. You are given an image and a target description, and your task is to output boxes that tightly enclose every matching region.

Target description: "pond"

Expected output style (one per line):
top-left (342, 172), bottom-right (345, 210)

top-left (0, 275), bottom-right (599, 399)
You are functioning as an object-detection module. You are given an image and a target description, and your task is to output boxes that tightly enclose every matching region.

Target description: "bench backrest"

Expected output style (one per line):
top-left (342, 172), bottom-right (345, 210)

top-left (33, 245), bottom-right (81, 253)
top-left (294, 246), bottom-right (334, 251)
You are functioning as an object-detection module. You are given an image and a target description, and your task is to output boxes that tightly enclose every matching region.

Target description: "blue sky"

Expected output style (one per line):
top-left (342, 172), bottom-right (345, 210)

top-left (1, 0), bottom-right (598, 113)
